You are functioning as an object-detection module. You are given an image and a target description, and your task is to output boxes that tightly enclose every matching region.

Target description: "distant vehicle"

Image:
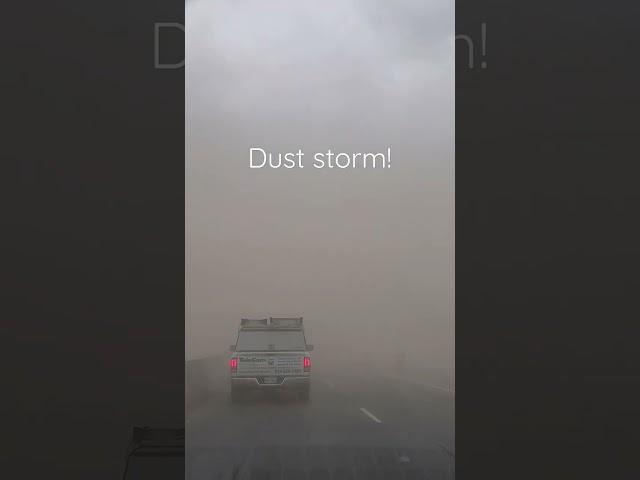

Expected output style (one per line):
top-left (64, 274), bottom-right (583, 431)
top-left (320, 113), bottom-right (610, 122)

top-left (228, 317), bottom-right (313, 402)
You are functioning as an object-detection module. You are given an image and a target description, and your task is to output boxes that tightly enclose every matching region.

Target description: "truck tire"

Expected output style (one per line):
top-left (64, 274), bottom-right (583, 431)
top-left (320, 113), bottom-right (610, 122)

top-left (299, 385), bottom-right (310, 402)
top-left (230, 385), bottom-right (242, 403)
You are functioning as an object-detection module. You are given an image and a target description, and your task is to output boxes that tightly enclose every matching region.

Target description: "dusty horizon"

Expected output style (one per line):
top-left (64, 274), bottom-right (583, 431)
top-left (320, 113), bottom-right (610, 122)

top-left (186, 0), bottom-right (454, 372)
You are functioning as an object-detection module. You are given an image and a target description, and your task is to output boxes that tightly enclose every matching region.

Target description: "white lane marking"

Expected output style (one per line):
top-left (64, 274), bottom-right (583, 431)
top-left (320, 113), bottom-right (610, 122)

top-left (359, 407), bottom-right (383, 424)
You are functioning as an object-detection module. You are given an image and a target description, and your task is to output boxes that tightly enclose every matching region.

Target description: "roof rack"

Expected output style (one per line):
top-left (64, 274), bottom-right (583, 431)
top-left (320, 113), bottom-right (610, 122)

top-left (240, 318), bottom-right (268, 327)
top-left (269, 317), bottom-right (303, 328)
top-left (239, 317), bottom-right (304, 330)
top-left (122, 426), bottom-right (184, 479)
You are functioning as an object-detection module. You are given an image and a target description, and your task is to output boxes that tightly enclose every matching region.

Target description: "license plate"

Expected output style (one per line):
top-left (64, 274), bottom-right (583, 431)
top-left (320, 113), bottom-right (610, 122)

top-left (263, 376), bottom-right (278, 384)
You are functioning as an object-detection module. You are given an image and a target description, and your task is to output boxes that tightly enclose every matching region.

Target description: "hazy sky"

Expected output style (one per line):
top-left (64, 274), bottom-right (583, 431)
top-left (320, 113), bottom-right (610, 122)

top-left (186, 0), bottom-right (454, 369)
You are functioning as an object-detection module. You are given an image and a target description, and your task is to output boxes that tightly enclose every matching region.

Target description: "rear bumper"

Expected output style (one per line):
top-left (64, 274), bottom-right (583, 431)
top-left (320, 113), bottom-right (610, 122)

top-left (231, 376), bottom-right (310, 390)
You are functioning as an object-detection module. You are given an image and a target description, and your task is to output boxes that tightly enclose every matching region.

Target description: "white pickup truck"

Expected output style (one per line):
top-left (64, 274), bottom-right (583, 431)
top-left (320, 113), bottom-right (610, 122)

top-left (229, 317), bottom-right (313, 402)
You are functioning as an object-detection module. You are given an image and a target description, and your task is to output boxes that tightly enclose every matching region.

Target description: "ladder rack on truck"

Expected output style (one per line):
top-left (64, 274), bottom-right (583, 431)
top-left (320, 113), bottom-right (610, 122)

top-left (239, 317), bottom-right (304, 330)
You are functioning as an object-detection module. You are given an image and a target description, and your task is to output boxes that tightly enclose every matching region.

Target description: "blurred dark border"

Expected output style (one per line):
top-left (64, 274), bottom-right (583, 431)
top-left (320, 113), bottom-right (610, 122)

top-left (3, 1), bottom-right (184, 478)
top-left (456, 0), bottom-right (640, 478)
top-left (4, 0), bottom-right (640, 478)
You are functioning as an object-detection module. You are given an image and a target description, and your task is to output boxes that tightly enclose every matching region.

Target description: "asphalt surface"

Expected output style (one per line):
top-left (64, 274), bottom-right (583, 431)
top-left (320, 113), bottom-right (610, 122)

top-left (187, 356), bottom-right (455, 480)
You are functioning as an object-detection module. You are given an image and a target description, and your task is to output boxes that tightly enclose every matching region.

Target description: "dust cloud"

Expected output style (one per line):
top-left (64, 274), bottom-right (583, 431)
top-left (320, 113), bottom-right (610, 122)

top-left (186, 0), bottom-right (454, 380)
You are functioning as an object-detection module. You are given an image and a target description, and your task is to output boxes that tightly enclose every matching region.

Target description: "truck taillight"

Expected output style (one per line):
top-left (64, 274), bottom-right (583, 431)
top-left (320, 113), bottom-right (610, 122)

top-left (303, 356), bottom-right (311, 372)
top-left (229, 358), bottom-right (238, 373)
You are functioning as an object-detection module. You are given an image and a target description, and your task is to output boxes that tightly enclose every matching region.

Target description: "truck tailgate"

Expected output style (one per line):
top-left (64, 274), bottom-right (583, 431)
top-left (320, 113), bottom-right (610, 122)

top-left (236, 352), bottom-right (304, 376)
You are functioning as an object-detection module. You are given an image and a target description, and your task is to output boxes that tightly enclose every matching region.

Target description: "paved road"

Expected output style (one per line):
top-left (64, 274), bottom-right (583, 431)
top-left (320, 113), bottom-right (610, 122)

top-left (187, 356), bottom-right (455, 479)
